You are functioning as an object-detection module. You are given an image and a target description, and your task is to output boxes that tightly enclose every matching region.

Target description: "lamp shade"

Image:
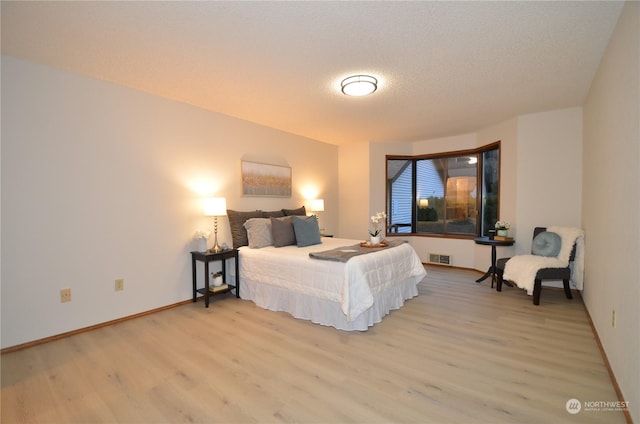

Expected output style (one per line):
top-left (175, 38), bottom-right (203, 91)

top-left (203, 197), bottom-right (227, 216)
top-left (310, 198), bottom-right (325, 212)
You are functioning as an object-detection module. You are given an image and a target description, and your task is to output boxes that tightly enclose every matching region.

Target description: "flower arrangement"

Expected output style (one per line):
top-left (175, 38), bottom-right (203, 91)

top-left (193, 229), bottom-right (211, 240)
top-left (369, 212), bottom-right (387, 237)
top-left (495, 221), bottom-right (510, 230)
top-left (193, 229), bottom-right (211, 252)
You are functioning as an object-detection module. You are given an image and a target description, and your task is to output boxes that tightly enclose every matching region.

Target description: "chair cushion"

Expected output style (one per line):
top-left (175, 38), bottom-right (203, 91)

top-left (531, 231), bottom-right (562, 257)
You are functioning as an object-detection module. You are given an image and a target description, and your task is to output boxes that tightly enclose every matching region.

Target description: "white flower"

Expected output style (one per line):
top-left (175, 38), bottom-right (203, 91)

top-left (369, 212), bottom-right (387, 236)
top-left (194, 229), bottom-right (211, 239)
top-left (495, 221), bottom-right (510, 230)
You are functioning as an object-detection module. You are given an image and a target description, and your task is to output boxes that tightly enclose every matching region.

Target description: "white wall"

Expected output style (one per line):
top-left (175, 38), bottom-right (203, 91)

top-left (1, 56), bottom-right (339, 349)
top-left (515, 108), bottom-right (583, 255)
top-left (337, 142), bottom-right (371, 239)
top-left (583, 2), bottom-right (639, 421)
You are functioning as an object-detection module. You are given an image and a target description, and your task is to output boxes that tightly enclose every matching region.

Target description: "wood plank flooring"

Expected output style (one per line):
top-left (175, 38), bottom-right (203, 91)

top-left (1, 266), bottom-right (627, 423)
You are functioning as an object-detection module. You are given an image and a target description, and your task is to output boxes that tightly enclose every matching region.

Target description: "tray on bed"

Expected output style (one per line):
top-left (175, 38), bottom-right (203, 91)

top-left (359, 241), bottom-right (388, 248)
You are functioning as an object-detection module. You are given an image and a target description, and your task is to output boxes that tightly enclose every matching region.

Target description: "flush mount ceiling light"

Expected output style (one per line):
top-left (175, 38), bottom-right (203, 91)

top-left (341, 75), bottom-right (378, 96)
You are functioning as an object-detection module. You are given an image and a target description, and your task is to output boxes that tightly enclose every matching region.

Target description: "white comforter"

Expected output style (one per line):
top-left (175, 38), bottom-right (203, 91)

top-left (238, 237), bottom-right (426, 322)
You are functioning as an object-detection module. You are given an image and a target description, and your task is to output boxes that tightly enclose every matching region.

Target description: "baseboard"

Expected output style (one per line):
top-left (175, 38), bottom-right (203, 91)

top-left (425, 263), bottom-right (479, 273)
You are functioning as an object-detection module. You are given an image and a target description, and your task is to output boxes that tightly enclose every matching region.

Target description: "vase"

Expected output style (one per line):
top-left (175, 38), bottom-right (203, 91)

top-left (370, 236), bottom-right (381, 245)
top-left (197, 237), bottom-right (207, 252)
top-left (497, 229), bottom-right (508, 237)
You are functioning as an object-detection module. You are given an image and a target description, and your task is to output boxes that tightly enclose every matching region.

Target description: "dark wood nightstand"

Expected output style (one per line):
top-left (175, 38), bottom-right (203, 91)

top-left (190, 249), bottom-right (240, 307)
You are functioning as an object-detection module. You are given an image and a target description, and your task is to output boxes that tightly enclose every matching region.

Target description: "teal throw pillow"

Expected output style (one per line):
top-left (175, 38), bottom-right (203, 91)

top-left (531, 231), bottom-right (562, 257)
top-left (293, 215), bottom-right (322, 247)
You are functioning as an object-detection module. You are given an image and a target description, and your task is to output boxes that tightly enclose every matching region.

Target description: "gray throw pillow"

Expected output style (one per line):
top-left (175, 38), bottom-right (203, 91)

top-left (227, 209), bottom-right (263, 248)
top-left (293, 215), bottom-right (322, 247)
top-left (282, 206), bottom-right (306, 216)
top-left (262, 210), bottom-right (285, 218)
top-left (531, 231), bottom-right (562, 257)
top-left (271, 216), bottom-right (296, 247)
top-left (243, 218), bottom-right (273, 248)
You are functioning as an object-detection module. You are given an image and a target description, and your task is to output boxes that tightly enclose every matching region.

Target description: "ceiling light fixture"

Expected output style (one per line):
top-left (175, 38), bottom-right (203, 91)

top-left (341, 75), bottom-right (378, 96)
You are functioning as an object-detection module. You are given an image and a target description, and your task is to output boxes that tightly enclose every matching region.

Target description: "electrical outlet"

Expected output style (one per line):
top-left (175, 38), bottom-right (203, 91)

top-left (612, 310), bottom-right (616, 328)
top-left (115, 278), bottom-right (124, 291)
top-left (60, 288), bottom-right (71, 303)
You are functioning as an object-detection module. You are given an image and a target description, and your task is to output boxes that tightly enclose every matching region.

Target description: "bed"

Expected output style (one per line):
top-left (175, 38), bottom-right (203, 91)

top-left (227, 208), bottom-right (427, 331)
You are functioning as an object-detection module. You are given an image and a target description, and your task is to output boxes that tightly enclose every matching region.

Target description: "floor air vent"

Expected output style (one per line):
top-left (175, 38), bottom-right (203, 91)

top-left (428, 253), bottom-right (452, 266)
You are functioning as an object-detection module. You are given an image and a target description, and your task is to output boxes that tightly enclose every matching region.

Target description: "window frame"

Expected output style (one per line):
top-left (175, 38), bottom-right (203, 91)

top-left (386, 141), bottom-right (501, 239)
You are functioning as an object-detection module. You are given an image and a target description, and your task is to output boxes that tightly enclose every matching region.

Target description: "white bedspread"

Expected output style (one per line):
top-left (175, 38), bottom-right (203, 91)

top-left (238, 237), bottom-right (426, 324)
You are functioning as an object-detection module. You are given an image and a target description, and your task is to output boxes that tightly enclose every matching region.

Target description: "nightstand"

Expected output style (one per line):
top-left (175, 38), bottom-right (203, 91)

top-left (190, 249), bottom-right (240, 307)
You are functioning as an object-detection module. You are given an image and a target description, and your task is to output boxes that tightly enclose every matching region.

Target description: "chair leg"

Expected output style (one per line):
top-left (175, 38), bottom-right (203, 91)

top-left (496, 270), bottom-right (503, 292)
top-left (563, 279), bottom-right (573, 300)
top-left (533, 279), bottom-right (542, 305)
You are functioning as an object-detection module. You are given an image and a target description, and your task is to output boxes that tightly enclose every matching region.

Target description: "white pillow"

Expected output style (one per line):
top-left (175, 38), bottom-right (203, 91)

top-left (243, 218), bottom-right (273, 248)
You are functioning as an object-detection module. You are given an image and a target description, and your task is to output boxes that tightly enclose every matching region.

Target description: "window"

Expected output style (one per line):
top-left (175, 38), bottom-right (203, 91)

top-left (387, 142), bottom-right (500, 237)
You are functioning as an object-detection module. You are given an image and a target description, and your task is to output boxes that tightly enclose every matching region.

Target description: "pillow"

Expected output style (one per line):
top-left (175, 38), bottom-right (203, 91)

top-left (293, 215), bottom-right (322, 247)
top-left (243, 218), bottom-right (273, 248)
top-left (271, 216), bottom-right (296, 247)
top-left (282, 206), bottom-right (306, 216)
top-left (262, 210), bottom-right (285, 218)
top-left (532, 231), bottom-right (562, 257)
top-left (227, 209), bottom-right (263, 248)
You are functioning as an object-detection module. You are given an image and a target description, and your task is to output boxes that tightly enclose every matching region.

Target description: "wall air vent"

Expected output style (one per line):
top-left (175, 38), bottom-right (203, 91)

top-left (428, 253), bottom-right (452, 266)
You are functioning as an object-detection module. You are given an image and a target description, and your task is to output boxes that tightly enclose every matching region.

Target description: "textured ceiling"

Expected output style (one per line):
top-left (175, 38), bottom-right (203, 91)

top-left (1, 1), bottom-right (624, 145)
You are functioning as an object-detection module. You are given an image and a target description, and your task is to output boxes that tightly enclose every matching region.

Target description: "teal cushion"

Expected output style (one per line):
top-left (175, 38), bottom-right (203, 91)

top-left (293, 215), bottom-right (322, 247)
top-left (532, 231), bottom-right (562, 257)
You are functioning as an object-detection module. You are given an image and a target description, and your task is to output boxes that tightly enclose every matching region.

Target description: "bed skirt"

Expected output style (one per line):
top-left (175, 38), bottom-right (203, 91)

top-left (239, 275), bottom-right (421, 331)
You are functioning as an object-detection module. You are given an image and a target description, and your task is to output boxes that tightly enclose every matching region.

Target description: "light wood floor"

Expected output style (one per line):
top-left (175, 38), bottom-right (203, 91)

top-left (1, 267), bottom-right (627, 423)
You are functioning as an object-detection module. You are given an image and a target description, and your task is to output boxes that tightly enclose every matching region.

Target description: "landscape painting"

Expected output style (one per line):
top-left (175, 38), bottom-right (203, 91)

top-left (241, 160), bottom-right (292, 197)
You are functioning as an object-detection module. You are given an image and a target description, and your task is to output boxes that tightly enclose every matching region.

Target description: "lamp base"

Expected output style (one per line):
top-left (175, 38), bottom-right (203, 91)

top-left (208, 229), bottom-right (222, 253)
top-left (209, 244), bottom-right (223, 253)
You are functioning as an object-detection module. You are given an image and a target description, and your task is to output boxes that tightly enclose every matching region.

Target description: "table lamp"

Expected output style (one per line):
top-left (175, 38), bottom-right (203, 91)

top-left (309, 198), bottom-right (325, 234)
top-left (204, 197), bottom-right (227, 253)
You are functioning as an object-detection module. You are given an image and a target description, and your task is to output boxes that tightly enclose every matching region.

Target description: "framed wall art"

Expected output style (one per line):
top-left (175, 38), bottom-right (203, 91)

top-left (241, 160), bottom-right (292, 197)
